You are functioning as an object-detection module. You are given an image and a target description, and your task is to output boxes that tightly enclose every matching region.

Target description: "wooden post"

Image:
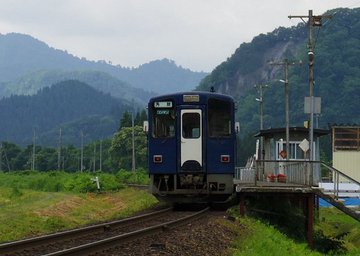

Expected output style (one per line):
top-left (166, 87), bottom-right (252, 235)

top-left (315, 194), bottom-right (319, 220)
top-left (306, 193), bottom-right (314, 248)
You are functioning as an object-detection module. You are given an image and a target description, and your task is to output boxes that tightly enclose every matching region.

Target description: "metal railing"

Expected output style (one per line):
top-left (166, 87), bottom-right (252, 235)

top-left (321, 162), bottom-right (360, 199)
top-left (234, 167), bottom-right (256, 183)
top-left (235, 160), bottom-right (321, 186)
top-left (235, 161), bottom-right (360, 195)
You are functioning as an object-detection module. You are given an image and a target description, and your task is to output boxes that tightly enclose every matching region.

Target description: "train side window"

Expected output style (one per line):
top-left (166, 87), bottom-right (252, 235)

top-left (208, 98), bottom-right (231, 137)
top-left (152, 109), bottom-right (175, 138)
top-left (182, 113), bottom-right (200, 139)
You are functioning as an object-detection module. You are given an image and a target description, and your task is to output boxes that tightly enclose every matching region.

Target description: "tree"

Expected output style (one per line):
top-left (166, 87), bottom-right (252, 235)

top-left (119, 111), bottom-right (132, 130)
top-left (0, 142), bottom-right (22, 171)
top-left (110, 126), bottom-right (147, 170)
top-left (36, 147), bottom-right (57, 171)
top-left (135, 109), bottom-right (148, 126)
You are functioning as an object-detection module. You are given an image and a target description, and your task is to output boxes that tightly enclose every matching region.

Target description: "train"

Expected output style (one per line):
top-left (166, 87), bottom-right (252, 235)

top-left (145, 91), bottom-right (239, 204)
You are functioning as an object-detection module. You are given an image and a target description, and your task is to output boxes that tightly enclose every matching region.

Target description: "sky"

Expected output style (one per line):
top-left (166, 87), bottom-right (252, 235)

top-left (0, 0), bottom-right (359, 72)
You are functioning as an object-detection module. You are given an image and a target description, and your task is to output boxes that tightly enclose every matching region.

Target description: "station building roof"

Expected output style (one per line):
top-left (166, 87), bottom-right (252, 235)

top-left (254, 127), bottom-right (329, 138)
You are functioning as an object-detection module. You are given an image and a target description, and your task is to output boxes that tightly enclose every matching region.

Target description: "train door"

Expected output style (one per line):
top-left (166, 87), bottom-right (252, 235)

top-left (180, 109), bottom-right (202, 170)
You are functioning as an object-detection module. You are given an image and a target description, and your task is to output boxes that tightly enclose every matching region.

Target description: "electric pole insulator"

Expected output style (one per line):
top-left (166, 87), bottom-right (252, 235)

top-left (308, 51), bottom-right (314, 65)
top-left (313, 16), bottom-right (322, 26)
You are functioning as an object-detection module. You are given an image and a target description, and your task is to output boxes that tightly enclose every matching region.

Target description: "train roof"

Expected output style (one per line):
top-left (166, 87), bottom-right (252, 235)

top-left (148, 91), bottom-right (234, 105)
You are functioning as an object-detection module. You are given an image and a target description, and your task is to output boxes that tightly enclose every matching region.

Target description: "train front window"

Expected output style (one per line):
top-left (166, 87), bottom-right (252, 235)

top-left (182, 113), bottom-right (200, 139)
top-left (152, 108), bottom-right (175, 138)
top-left (208, 98), bottom-right (232, 137)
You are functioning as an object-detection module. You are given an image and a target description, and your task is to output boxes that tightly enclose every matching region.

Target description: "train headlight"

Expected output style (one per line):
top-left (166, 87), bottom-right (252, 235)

top-left (221, 155), bottom-right (230, 163)
top-left (153, 155), bottom-right (163, 163)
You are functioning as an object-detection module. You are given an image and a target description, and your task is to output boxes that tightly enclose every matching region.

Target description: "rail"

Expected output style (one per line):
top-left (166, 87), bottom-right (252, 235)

top-left (0, 207), bottom-right (172, 255)
top-left (44, 207), bottom-right (210, 256)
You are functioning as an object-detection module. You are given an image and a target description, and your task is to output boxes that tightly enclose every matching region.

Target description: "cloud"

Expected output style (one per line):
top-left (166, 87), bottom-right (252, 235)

top-left (0, 0), bottom-right (357, 71)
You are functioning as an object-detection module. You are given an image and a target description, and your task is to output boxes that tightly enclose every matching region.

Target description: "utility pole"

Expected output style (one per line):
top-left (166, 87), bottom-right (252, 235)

top-left (254, 84), bottom-right (269, 131)
top-left (99, 139), bottom-right (102, 172)
top-left (254, 84), bottom-right (268, 180)
top-left (58, 128), bottom-right (62, 171)
top-left (269, 59), bottom-right (302, 160)
top-left (80, 130), bottom-right (84, 172)
top-left (131, 101), bottom-right (136, 172)
top-left (289, 10), bottom-right (331, 185)
top-left (0, 142), bottom-right (2, 172)
top-left (93, 142), bottom-right (96, 172)
top-left (32, 128), bottom-right (36, 171)
top-left (3, 145), bottom-right (11, 172)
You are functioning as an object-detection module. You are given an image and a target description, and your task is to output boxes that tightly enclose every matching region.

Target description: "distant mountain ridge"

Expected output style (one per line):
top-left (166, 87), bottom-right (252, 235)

top-left (0, 33), bottom-right (207, 94)
top-left (0, 33), bottom-right (207, 146)
top-left (0, 70), bottom-right (154, 106)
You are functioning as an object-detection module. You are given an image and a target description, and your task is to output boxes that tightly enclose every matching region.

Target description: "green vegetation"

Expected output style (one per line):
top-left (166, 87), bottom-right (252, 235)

top-left (314, 208), bottom-right (360, 255)
top-left (110, 126), bottom-right (148, 170)
top-left (0, 169), bottom-right (149, 193)
top-left (0, 187), bottom-right (157, 242)
top-left (0, 168), bottom-right (152, 242)
top-left (116, 168), bottom-right (150, 185)
top-left (229, 216), bottom-right (321, 256)
top-left (0, 110), bottom-right (149, 172)
top-left (227, 206), bottom-right (360, 256)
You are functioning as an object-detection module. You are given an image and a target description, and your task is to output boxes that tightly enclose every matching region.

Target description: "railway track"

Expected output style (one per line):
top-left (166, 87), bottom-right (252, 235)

top-left (0, 206), bottom-right (210, 256)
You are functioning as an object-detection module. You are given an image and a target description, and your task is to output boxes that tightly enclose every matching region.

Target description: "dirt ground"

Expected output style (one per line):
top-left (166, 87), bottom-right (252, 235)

top-left (100, 211), bottom-right (243, 256)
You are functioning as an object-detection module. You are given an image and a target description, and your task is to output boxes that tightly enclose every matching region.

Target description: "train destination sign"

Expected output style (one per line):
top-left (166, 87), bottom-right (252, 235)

top-left (183, 94), bottom-right (200, 102)
top-left (156, 110), bottom-right (170, 115)
top-left (154, 101), bottom-right (173, 108)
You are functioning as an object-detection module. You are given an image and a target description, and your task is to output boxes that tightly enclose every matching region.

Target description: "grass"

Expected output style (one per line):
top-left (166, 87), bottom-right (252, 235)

top-left (227, 206), bottom-right (360, 256)
top-left (0, 187), bottom-right (158, 242)
top-left (314, 207), bottom-right (360, 255)
top-left (0, 169), bottom-right (149, 193)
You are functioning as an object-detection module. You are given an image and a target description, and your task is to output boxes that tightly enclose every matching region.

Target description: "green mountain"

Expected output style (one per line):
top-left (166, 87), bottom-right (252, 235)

top-left (0, 80), bottom-right (130, 146)
top-left (0, 33), bottom-right (207, 94)
top-left (198, 8), bottom-right (360, 134)
top-left (0, 70), bottom-right (154, 106)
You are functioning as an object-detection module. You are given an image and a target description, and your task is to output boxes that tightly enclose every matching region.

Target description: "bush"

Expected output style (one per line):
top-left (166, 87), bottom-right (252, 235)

top-left (246, 195), bottom-right (306, 240)
top-left (97, 173), bottom-right (125, 191)
top-left (314, 229), bottom-right (347, 254)
top-left (116, 168), bottom-right (149, 185)
top-left (0, 171), bottom-right (128, 193)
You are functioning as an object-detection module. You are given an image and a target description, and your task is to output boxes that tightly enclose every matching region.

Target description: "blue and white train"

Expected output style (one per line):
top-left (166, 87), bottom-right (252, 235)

top-left (146, 92), bottom-right (238, 203)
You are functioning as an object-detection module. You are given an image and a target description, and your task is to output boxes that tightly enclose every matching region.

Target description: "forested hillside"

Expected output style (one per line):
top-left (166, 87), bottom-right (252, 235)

top-left (0, 80), bottom-right (131, 146)
top-left (0, 70), bottom-right (154, 106)
top-left (0, 33), bottom-right (207, 94)
top-left (198, 8), bottom-right (360, 135)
